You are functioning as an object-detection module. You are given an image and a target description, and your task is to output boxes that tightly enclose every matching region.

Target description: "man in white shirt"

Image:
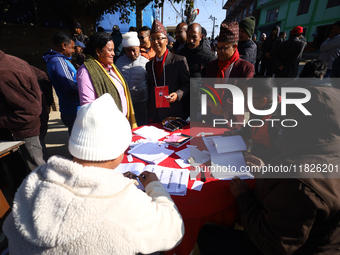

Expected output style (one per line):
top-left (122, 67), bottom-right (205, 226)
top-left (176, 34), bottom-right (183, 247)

top-left (116, 32), bottom-right (149, 126)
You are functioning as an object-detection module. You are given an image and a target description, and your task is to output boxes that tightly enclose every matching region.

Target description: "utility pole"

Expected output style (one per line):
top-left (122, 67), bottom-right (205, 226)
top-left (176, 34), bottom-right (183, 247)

top-left (209, 15), bottom-right (217, 39)
top-left (136, 2), bottom-right (143, 29)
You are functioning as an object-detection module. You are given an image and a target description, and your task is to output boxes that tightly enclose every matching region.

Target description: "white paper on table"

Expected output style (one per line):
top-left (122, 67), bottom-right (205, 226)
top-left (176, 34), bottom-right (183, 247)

top-left (190, 169), bottom-right (200, 180)
top-left (144, 165), bottom-right (189, 196)
top-left (114, 163), bottom-right (145, 189)
top-left (210, 135), bottom-right (247, 154)
top-left (191, 181), bottom-right (204, 191)
top-left (203, 137), bottom-right (253, 180)
top-left (202, 150), bottom-right (210, 155)
top-left (175, 147), bottom-right (210, 167)
top-left (190, 147), bottom-right (211, 165)
top-left (128, 142), bottom-right (174, 165)
top-left (114, 162), bottom-right (145, 175)
top-left (175, 158), bottom-right (191, 168)
top-left (133, 126), bottom-right (169, 140)
top-left (175, 147), bottom-right (191, 160)
top-left (115, 163), bottom-right (189, 195)
top-left (211, 151), bottom-right (253, 180)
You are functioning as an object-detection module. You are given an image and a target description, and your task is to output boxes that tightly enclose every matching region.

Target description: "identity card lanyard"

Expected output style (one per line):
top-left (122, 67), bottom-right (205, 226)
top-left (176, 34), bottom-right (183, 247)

top-left (152, 51), bottom-right (170, 108)
top-left (152, 56), bottom-right (166, 87)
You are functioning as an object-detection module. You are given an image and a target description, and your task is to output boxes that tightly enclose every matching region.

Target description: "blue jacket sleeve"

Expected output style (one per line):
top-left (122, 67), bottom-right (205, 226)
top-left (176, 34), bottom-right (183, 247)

top-left (50, 57), bottom-right (78, 96)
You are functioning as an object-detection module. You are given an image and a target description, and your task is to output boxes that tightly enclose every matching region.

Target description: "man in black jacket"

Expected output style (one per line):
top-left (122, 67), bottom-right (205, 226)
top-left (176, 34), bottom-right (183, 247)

top-left (146, 19), bottom-right (190, 122)
top-left (172, 22), bottom-right (188, 54)
top-left (177, 23), bottom-right (216, 78)
top-left (238, 16), bottom-right (257, 65)
top-left (260, 25), bottom-right (283, 77)
top-left (177, 23), bottom-right (216, 118)
top-left (273, 26), bottom-right (306, 78)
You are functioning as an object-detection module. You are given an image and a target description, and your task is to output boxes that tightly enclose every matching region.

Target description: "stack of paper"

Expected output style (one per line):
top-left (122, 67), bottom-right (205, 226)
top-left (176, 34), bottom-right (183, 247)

top-left (128, 142), bottom-right (174, 165)
top-left (203, 135), bottom-right (254, 180)
top-left (175, 147), bottom-right (211, 167)
top-left (133, 126), bottom-right (169, 140)
top-left (115, 163), bottom-right (189, 196)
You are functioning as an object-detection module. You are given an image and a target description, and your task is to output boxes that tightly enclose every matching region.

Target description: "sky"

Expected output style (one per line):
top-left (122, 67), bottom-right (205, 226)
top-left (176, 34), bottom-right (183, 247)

top-left (161, 0), bottom-right (227, 38)
top-left (97, 0), bottom-right (227, 37)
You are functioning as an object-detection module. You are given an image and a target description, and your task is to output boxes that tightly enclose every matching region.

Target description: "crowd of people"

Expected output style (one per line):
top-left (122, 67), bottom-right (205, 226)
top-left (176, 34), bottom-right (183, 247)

top-left (1, 15), bottom-right (340, 255)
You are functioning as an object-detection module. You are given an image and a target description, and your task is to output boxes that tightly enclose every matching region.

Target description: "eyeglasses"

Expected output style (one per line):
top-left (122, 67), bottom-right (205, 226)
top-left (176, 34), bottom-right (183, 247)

top-left (216, 45), bottom-right (233, 52)
top-left (150, 37), bottom-right (167, 42)
top-left (138, 35), bottom-right (149, 40)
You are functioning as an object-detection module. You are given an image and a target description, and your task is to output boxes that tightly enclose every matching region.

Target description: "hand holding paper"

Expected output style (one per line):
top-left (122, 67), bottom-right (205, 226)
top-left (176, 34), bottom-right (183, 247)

top-left (166, 92), bottom-right (178, 103)
top-left (139, 171), bottom-right (159, 187)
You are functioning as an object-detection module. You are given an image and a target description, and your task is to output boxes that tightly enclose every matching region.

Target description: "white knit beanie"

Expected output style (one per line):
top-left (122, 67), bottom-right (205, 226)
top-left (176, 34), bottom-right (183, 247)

top-left (68, 94), bottom-right (132, 161)
top-left (122, 32), bottom-right (140, 48)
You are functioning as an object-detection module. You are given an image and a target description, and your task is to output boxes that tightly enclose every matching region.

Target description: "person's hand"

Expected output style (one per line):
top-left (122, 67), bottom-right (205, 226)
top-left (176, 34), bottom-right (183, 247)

top-left (265, 52), bottom-right (271, 58)
top-left (123, 171), bottom-right (138, 180)
top-left (243, 151), bottom-right (265, 168)
top-left (278, 65), bottom-right (284, 70)
top-left (139, 171), bottom-right (159, 187)
top-left (230, 176), bottom-right (250, 198)
top-left (166, 92), bottom-right (178, 103)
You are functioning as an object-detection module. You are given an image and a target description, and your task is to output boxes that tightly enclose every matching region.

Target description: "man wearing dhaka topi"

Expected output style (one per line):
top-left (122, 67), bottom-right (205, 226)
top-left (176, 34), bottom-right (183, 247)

top-left (146, 19), bottom-right (190, 123)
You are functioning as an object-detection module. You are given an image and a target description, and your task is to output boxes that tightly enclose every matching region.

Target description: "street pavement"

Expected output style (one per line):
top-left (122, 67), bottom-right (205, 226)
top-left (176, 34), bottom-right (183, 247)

top-left (45, 111), bottom-right (71, 159)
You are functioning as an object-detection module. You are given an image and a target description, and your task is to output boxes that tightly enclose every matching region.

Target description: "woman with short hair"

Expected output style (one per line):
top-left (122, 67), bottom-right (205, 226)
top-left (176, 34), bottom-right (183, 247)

top-left (77, 32), bottom-right (137, 128)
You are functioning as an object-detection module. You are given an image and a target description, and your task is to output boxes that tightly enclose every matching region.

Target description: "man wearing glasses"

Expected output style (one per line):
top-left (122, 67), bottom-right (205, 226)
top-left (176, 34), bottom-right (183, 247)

top-left (138, 26), bottom-right (156, 60)
top-left (146, 19), bottom-right (190, 123)
top-left (205, 21), bottom-right (254, 129)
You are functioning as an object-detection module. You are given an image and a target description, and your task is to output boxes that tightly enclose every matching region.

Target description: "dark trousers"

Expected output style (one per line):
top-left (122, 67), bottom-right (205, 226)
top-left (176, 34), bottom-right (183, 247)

top-left (259, 57), bottom-right (273, 77)
top-left (197, 224), bottom-right (263, 255)
top-left (255, 58), bottom-right (260, 74)
top-left (133, 101), bottom-right (148, 126)
top-left (61, 113), bottom-right (77, 135)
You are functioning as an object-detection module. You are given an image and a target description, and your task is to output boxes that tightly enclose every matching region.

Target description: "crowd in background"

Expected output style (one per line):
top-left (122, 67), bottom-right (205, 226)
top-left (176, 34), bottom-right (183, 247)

top-left (1, 15), bottom-right (340, 255)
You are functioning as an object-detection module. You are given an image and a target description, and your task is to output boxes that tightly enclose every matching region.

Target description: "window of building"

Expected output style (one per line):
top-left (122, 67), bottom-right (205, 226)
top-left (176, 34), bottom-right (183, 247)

top-left (266, 7), bottom-right (279, 23)
top-left (297, 0), bottom-right (311, 15)
top-left (327, 0), bottom-right (340, 8)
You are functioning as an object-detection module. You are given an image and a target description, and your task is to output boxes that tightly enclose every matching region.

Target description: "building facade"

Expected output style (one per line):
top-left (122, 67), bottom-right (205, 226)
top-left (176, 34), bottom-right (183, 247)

top-left (256, 0), bottom-right (340, 50)
top-left (223, 0), bottom-right (260, 24)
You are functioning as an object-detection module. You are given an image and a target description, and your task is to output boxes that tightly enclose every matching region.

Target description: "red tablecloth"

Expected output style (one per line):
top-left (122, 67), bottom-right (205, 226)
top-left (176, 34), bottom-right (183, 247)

top-left (123, 123), bottom-right (256, 255)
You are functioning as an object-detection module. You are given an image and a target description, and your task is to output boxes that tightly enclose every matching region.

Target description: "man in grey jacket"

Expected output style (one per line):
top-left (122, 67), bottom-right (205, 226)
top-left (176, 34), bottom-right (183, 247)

top-left (116, 32), bottom-right (149, 126)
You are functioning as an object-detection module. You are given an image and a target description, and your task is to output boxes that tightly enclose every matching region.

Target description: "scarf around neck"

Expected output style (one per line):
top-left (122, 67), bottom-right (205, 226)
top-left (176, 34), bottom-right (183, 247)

top-left (217, 48), bottom-right (240, 78)
top-left (84, 55), bottom-right (137, 128)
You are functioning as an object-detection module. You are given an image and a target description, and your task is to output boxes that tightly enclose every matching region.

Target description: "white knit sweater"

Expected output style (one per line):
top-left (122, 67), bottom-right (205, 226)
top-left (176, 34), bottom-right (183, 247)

top-left (3, 156), bottom-right (184, 254)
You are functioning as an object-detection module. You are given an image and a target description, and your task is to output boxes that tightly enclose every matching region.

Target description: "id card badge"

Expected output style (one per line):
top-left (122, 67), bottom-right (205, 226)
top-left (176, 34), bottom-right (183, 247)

top-left (155, 86), bottom-right (170, 108)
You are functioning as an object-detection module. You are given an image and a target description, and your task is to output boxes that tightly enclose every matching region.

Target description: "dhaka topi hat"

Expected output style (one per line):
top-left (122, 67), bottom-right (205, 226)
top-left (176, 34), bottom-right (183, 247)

top-left (218, 21), bottom-right (239, 43)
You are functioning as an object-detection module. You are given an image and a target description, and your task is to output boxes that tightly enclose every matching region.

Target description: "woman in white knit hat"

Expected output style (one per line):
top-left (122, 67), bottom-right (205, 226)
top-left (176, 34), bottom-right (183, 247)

top-left (3, 94), bottom-right (184, 254)
top-left (116, 31), bottom-right (149, 126)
